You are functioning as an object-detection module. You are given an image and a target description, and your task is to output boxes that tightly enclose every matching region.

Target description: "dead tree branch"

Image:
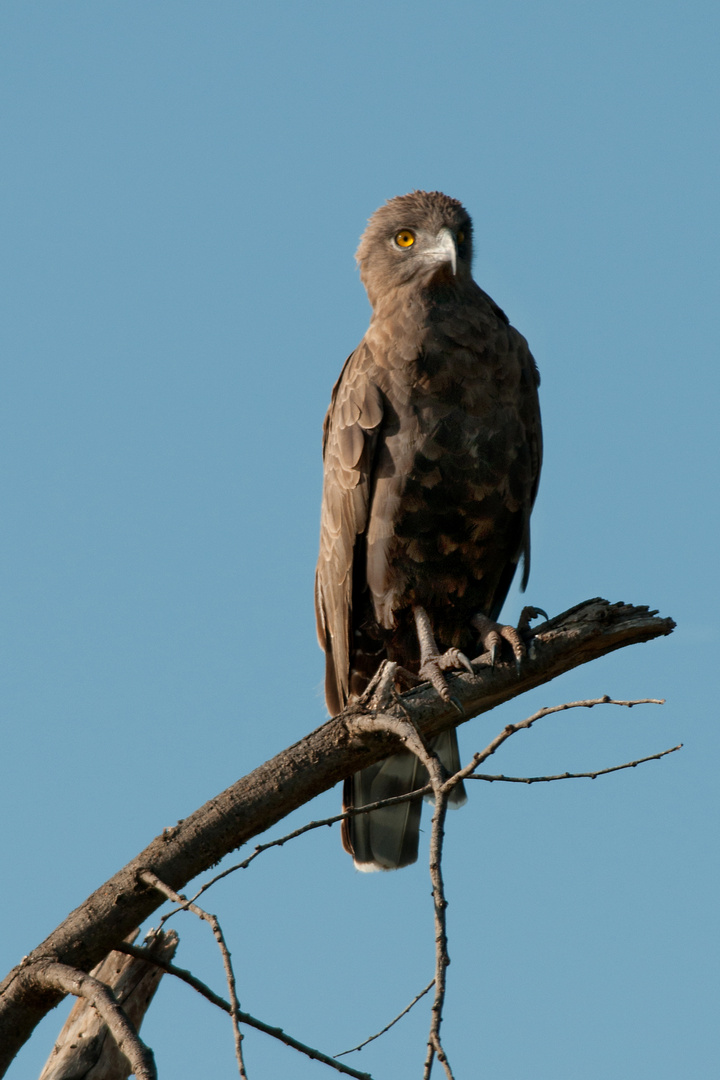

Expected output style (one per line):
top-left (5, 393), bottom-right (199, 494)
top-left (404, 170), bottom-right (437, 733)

top-left (35, 964), bottom-right (156, 1080)
top-left (39, 929), bottom-right (177, 1080)
top-left (0, 599), bottom-right (674, 1073)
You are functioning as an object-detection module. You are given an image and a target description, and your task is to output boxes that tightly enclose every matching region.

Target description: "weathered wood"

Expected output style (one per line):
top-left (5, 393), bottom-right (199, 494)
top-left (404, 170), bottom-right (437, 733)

top-left (38, 930), bottom-right (178, 1080)
top-left (0, 599), bottom-right (674, 1074)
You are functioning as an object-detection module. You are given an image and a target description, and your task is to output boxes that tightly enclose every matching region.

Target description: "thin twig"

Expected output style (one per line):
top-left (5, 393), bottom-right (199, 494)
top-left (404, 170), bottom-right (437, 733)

top-left (423, 781), bottom-right (454, 1080)
top-left (335, 979), bottom-right (435, 1057)
top-left (39, 961), bottom-right (156, 1080)
top-left (442, 697), bottom-right (666, 796)
top-left (116, 943), bottom-right (373, 1080)
top-left (155, 786), bottom-right (435, 926)
top-left (467, 744), bottom-right (682, 784)
top-left (140, 871), bottom-right (248, 1079)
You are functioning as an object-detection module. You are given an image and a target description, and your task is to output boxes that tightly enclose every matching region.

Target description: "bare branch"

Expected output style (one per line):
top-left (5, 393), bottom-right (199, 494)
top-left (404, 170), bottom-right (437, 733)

top-left (140, 872), bottom-right (247, 1080)
top-left (423, 781), bottom-right (454, 1080)
top-left (452, 697), bottom-right (666, 786)
top-left (0, 599), bottom-right (675, 1071)
top-left (38, 963), bottom-right (156, 1080)
top-left (335, 980), bottom-right (435, 1058)
top-left (467, 744), bottom-right (682, 784)
top-left (116, 944), bottom-right (374, 1080)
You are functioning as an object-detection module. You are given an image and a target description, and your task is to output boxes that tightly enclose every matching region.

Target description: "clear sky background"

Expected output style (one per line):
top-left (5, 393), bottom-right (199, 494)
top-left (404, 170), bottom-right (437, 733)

top-left (1, 2), bottom-right (718, 1078)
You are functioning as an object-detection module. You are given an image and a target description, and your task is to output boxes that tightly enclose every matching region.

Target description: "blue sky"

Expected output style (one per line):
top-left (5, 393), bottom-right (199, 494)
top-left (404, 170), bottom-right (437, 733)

top-left (1, 2), bottom-right (718, 1077)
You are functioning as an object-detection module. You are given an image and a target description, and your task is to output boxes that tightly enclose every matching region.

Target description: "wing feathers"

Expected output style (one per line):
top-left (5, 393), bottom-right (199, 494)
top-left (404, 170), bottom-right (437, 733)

top-left (316, 346), bottom-right (384, 712)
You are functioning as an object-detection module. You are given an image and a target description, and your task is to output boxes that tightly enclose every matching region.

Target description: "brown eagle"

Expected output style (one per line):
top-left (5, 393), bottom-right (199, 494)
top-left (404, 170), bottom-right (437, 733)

top-left (315, 191), bottom-right (542, 871)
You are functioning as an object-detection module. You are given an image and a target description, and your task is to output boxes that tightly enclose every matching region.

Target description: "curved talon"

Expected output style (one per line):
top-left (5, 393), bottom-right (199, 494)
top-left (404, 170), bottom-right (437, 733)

top-left (517, 605), bottom-right (549, 634)
top-left (449, 695), bottom-right (465, 716)
top-left (461, 652), bottom-right (474, 675)
top-left (435, 647), bottom-right (474, 676)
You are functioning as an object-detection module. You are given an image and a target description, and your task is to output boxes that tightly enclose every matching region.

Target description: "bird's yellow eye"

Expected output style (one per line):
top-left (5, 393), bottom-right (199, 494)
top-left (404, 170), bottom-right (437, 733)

top-left (457, 230), bottom-right (465, 244)
top-left (395, 230), bottom-right (415, 248)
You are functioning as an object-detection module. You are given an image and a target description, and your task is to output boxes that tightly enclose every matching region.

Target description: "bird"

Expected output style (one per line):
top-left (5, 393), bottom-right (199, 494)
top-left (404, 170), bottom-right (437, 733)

top-left (315, 191), bottom-right (542, 871)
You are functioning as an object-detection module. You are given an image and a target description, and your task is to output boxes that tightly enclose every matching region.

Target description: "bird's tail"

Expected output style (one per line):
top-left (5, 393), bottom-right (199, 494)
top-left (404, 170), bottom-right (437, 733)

top-left (341, 728), bottom-right (466, 871)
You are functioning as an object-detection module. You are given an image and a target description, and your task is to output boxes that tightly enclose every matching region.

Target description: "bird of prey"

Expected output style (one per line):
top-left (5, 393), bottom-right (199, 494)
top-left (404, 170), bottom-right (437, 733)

top-left (315, 191), bottom-right (542, 871)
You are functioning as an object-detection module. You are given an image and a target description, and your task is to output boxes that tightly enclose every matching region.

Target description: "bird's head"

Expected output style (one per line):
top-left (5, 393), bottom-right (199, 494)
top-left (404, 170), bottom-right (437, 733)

top-left (355, 190), bottom-right (473, 307)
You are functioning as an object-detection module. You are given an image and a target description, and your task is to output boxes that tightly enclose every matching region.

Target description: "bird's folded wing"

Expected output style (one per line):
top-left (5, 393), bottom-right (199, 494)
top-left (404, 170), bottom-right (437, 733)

top-left (315, 343), bottom-right (384, 714)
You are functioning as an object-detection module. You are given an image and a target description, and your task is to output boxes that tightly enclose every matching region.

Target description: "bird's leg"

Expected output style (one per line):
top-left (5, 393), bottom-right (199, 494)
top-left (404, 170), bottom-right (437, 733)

top-left (472, 606), bottom-right (549, 669)
top-left (413, 605), bottom-right (473, 708)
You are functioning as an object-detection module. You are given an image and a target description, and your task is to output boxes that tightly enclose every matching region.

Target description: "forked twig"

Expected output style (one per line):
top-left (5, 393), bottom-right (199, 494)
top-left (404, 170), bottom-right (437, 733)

top-left (441, 697), bottom-right (667, 797)
top-left (140, 871), bottom-right (248, 1079)
top-left (346, 696), bottom-right (670, 1077)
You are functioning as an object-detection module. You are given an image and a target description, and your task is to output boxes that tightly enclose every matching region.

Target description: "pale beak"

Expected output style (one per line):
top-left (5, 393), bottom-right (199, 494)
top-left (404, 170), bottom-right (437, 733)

top-left (424, 227), bottom-right (457, 275)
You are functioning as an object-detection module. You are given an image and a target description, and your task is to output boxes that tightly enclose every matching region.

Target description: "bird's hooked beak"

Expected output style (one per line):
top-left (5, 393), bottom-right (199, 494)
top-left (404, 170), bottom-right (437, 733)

top-left (424, 227), bottom-right (457, 276)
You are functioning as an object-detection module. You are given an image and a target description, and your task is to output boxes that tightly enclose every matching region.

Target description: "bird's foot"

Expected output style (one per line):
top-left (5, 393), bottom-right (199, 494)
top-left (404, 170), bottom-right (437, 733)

top-left (472, 606), bottom-right (548, 670)
top-left (472, 614), bottom-right (523, 669)
top-left (413, 606), bottom-right (472, 713)
top-left (360, 660), bottom-right (423, 710)
top-left (419, 651), bottom-right (473, 712)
